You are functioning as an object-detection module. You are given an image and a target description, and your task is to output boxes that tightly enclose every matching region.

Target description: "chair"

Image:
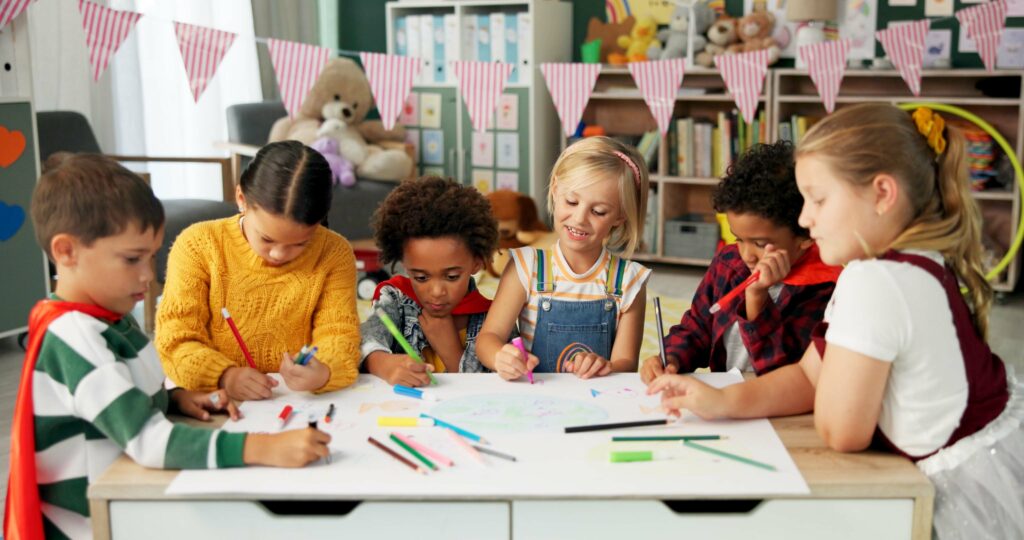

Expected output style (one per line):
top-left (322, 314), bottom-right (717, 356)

top-left (36, 111), bottom-right (237, 334)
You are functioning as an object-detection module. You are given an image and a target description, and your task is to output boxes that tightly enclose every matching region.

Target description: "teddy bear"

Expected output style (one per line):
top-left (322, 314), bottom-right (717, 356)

top-left (585, 15), bottom-right (635, 64)
top-left (483, 190), bottom-right (552, 277)
top-left (695, 14), bottom-right (738, 67)
top-left (269, 57), bottom-right (414, 181)
top-left (727, 10), bottom-right (781, 65)
top-left (646, 0), bottom-right (714, 61)
top-left (616, 17), bottom-right (659, 63)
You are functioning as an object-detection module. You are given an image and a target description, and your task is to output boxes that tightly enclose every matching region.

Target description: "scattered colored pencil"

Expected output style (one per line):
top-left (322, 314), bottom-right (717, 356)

top-left (367, 436), bottom-right (427, 475)
top-left (390, 433), bottom-right (438, 471)
top-left (512, 337), bottom-right (533, 384)
top-left (221, 307), bottom-right (257, 369)
top-left (447, 430), bottom-right (485, 464)
top-left (709, 272), bottom-right (760, 314)
top-left (378, 416), bottom-right (435, 427)
top-left (393, 432), bottom-right (454, 467)
top-left (612, 435), bottom-right (721, 442)
top-left (393, 384), bottom-right (439, 401)
top-left (473, 444), bottom-right (516, 462)
top-left (684, 440), bottom-right (776, 471)
top-left (653, 297), bottom-right (668, 368)
top-left (564, 419), bottom-right (671, 434)
top-left (420, 413), bottom-right (488, 444)
top-left (375, 308), bottom-right (437, 385)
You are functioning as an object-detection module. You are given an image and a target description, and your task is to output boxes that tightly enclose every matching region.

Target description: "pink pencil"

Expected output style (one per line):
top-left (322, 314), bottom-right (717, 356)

top-left (446, 429), bottom-right (486, 464)
top-left (709, 272), bottom-right (760, 314)
top-left (391, 432), bottom-right (454, 467)
top-left (512, 337), bottom-right (533, 384)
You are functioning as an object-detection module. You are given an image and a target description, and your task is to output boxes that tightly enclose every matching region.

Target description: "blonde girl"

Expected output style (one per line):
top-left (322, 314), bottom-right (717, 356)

top-left (648, 103), bottom-right (1023, 539)
top-left (477, 136), bottom-right (652, 380)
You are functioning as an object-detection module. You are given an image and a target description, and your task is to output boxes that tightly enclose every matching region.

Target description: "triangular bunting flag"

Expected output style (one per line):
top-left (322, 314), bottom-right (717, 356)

top-left (628, 59), bottom-right (686, 136)
top-left (800, 39), bottom-right (852, 113)
top-left (0, 0), bottom-right (33, 31)
top-left (540, 63), bottom-right (603, 137)
top-left (956, 1), bottom-right (1008, 72)
top-left (266, 38), bottom-right (332, 118)
top-left (453, 61), bottom-right (515, 133)
top-left (360, 52), bottom-right (423, 131)
top-left (714, 50), bottom-right (770, 124)
top-left (78, 0), bottom-right (143, 82)
top-left (173, 22), bottom-right (237, 103)
top-left (876, 20), bottom-right (930, 96)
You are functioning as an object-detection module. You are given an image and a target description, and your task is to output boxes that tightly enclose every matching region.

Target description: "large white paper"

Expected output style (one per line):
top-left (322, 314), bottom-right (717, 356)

top-left (167, 373), bottom-right (809, 497)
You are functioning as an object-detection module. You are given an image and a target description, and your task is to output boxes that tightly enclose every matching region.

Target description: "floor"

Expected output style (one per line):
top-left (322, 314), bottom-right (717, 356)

top-left (1, 263), bottom-right (1022, 512)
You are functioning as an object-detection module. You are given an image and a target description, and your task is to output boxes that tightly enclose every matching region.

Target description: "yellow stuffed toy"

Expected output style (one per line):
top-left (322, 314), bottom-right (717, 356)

top-left (616, 17), bottom-right (659, 62)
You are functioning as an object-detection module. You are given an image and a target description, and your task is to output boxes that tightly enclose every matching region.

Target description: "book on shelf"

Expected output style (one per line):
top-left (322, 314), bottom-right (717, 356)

top-left (636, 130), bottom-right (660, 169)
top-left (642, 186), bottom-right (658, 255)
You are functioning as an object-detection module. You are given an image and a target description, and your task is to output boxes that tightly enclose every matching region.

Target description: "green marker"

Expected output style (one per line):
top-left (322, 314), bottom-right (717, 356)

top-left (375, 308), bottom-right (437, 385)
top-left (610, 450), bottom-right (678, 463)
top-left (684, 440), bottom-right (776, 471)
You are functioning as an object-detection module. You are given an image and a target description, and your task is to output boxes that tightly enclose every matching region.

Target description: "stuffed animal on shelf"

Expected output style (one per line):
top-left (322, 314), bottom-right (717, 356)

top-left (616, 17), bottom-right (659, 62)
top-left (727, 10), bottom-right (780, 65)
top-left (585, 16), bottom-right (635, 64)
top-left (269, 57), bottom-right (414, 181)
top-left (484, 190), bottom-right (552, 277)
top-left (695, 14), bottom-right (738, 67)
top-left (647, 0), bottom-right (715, 61)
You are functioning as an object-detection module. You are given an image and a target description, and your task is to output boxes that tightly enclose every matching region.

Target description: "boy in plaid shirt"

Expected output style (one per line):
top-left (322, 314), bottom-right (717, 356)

top-left (641, 141), bottom-right (840, 383)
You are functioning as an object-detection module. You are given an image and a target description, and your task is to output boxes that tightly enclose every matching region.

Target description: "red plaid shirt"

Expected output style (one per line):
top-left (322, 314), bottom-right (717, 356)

top-left (664, 244), bottom-right (836, 375)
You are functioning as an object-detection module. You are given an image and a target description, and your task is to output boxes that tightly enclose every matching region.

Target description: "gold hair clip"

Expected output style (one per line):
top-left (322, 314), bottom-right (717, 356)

top-left (912, 107), bottom-right (947, 155)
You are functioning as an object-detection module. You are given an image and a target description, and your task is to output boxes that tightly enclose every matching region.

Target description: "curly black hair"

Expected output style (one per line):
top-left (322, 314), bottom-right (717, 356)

top-left (712, 140), bottom-right (808, 237)
top-left (372, 176), bottom-right (499, 269)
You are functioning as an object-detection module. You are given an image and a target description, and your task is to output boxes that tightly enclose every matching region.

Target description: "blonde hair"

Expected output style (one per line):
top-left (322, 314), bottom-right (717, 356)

top-left (547, 136), bottom-right (650, 257)
top-left (796, 103), bottom-right (991, 337)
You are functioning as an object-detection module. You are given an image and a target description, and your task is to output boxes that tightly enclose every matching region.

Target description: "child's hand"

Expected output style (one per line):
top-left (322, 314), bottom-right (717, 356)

top-left (640, 355), bottom-right (678, 385)
top-left (371, 353), bottom-right (434, 387)
top-left (171, 388), bottom-right (240, 421)
top-left (243, 428), bottom-right (331, 467)
top-left (494, 343), bottom-right (539, 381)
top-left (750, 244), bottom-right (791, 292)
top-left (565, 352), bottom-right (612, 379)
top-left (647, 374), bottom-right (730, 420)
top-left (219, 366), bottom-right (278, 401)
top-left (279, 352), bottom-right (331, 393)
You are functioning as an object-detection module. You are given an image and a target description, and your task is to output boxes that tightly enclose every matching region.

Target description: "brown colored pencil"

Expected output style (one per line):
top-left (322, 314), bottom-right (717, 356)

top-left (367, 436), bottom-right (428, 475)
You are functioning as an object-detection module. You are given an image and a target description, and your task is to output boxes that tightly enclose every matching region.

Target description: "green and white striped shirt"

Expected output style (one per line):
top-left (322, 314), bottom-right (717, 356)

top-left (33, 310), bottom-right (246, 539)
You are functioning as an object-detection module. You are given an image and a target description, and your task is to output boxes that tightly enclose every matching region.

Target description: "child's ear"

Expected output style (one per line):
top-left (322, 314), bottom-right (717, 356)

top-left (798, 236), bottom-right (815, 251)
top-left (235, 185), bottom-right (246, 213)
top-left (471, 257), bottom-right (484, 275)
top-left (871, 173), bottom-right (901, 217)
top-left (50, 233), bottom-right (79, 268)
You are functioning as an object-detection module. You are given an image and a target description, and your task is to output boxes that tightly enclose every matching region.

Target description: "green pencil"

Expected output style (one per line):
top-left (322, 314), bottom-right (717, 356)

top-left (683, 440), bottom-right (776, 471)
top-left (375, 308), bottom-right (438, 385)
top-left (389, 433), bottom-right (438, 471)
top-left (612, 435), bottom-right (722, 442)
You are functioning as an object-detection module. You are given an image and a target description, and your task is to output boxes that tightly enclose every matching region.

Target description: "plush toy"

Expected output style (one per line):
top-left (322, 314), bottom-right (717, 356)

top-left (484, 190), bottom-right (551, 277)
top-left (616, 17), bottom-right (659, 62)
top-left (269, 57), bottom-right (414, 181)
top-left (585, 16), bottom-right (635, 64)
top-left (727, 10), bottom-right (780, 65)
top-left (310, 119), bottom-right (356, 187)
top-left (695, 14), bottom-right (738, 67)
top-left (647, 0), bottom-right (714, 61)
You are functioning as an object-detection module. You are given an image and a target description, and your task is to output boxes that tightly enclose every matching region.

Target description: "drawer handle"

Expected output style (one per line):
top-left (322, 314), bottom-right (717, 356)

top-left (259, 500), bottom-right (362, 516)
top-left (661, 500), bottom-right (763, 514)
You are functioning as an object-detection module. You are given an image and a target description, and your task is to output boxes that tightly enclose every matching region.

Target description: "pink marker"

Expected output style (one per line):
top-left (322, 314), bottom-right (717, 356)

top-left (392, 432), bottom-right (454, 467)
top-left (512, 337), bottom-right (533, 384)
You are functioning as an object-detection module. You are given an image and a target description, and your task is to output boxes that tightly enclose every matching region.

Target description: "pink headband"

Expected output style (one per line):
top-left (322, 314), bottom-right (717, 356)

top-left (613, 150), bottom-right (641, 190)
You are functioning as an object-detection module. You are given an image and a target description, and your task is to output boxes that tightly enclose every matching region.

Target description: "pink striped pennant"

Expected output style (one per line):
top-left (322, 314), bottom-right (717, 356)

top-left (173, 22), bottom-right (237, 103)
top-left (453, 61), bottom-right (515, 133)
top-left (800, 39), bottom-right (852, 113)
top-left (540, 63), bottom-right (603, 137)
top-left (78, 0), bottom-right (143, 82)
top-left (0, 0), bottom-right (32, 31)
top-left (876, 20), bottom-right (930, 96)
top-left (266, 38), bottom-right (332, 118)
top-left (628, 59), bottom-right (686, 136)
top-left (714, 50), bottom-right (770, 125)
top-left (360, 52), bottom-right (423, 131)
top-left (957, 1), bottom-right (1008, 72)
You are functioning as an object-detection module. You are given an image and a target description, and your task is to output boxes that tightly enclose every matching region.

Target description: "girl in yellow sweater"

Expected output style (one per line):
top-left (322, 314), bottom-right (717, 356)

top-left (157, 141), bottom-right (360, 400)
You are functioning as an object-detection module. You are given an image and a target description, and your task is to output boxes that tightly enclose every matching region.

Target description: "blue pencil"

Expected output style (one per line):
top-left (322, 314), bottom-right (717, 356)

top-left (419, 413), bottom-right (489, 444)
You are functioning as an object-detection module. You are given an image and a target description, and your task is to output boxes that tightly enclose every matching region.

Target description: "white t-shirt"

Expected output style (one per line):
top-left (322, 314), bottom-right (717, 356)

top-left (723, 282), bottom-right (783, 372)
top-left (823, 250), bottom-right (968, 456)
top-left (509, 243), bottom-right (651, 350)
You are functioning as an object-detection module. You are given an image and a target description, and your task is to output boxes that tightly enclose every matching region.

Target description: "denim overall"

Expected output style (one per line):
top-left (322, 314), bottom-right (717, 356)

top-left (530, 248), bottom-right (627, 373)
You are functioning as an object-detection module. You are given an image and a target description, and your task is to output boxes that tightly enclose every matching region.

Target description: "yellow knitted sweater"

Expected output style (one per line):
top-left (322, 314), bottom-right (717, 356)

top-left (156, 216), bottom-right (360, 392)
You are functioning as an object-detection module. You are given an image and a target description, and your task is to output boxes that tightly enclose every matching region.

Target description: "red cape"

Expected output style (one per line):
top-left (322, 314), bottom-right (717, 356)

top-left (5, 300), bottom-right (121, 540)
top-left (782, 244), bottom-right (841, 286)
top-left (372, 275), bottom-right (492, 315)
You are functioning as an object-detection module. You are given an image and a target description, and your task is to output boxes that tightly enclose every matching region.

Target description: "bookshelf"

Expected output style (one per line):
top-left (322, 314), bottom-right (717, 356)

top-left (569, 66), bottom-right (773, 266)
top-left (385, 0), bottom-right (572, 205)
top-left (773, 68), bottom-right (1024, 293)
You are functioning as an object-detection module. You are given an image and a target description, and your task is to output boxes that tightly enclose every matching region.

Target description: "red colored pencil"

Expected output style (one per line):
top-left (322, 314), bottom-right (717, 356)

top-left (368, 436), bottom-right (428, 475)
top-left (221, 307), bottom-right (257, 369)
top-left (709, 272), bottom-right (760, 314)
